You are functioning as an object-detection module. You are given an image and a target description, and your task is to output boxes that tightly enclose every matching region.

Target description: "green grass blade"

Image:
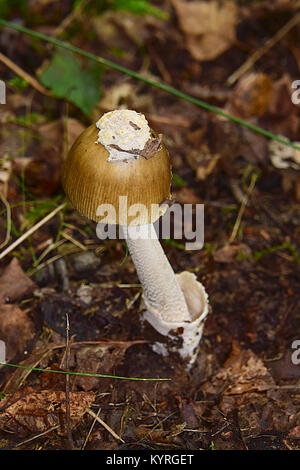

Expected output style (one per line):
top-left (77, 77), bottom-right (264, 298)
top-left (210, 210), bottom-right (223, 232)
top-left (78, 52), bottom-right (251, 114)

top-left (0, 361), bottom-right (170, 381)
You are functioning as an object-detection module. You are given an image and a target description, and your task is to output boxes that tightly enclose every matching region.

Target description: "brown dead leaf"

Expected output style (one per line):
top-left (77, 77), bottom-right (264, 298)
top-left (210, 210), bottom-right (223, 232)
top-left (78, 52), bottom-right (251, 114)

top-left (2, 343), bottom-right (64, 393)
top-left (38, 117), bottom-right (85, 157)
top-left (135, 424), bottom-right (170, 442)
top-left (209, 115), bottom-right (268, 168)
top-left (201, 342), bottom-right (276, 397)
top-left (19, 118), bottom-right (85, 197)
top-left (288, 426), bottom-right (300, 439)
top-left (172, 0), bottom-right (238, 61)
top-left (266, 74), bottom-right (300, 138)
top-left (186, 144), bottom-right (220, 180)
top-left (175, 187), bottom-right (203, 205)
top-left (73, 343), bottom-right (132, 391)
top-left (0, 304), bottom-right (35, 363)
top-left (98, 83), bottom-right (134, 112)
top-left (0, 387), bottom-right (95, 435)
top-left (213, 244), bottom-right (251, 263)
top-left (225, 72), bottom-right (273, 119)
top-left (0, 123), bottom-right (27, 160)
top-left (0, 258), bottom-right (36, 304)
top-left (23, 157), bottom-right (61, 197)
top-left (177, 396), bottom-right (200, 429)
top-left (197, 343), bottom-right (298, 439)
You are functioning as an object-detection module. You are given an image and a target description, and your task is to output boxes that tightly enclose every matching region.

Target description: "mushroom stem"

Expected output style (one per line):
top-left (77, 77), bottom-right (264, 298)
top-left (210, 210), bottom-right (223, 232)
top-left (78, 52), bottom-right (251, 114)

top-left (124, 223), bottom-right (190, 323)
top-left (122, 224), bottom-right (209, 364)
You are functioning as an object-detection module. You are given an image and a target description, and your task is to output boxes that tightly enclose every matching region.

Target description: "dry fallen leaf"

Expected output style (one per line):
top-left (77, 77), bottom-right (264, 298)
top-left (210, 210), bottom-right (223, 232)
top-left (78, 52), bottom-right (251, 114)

top-left (74, 343), bottom-right (133, 391)
top-left (0, 258), bottom-right (36, 304)
top-left (175, 187), bottom-right (203, 205)
top-left (201, 342), bottom-right (276, 396)
top-left (0, 304), bottom-right (35, 363)
top-left (213, 244), bottom-right (251, 263)
top-left (172, 0), bottom-right (238, 61)
top-left (0, 387), bottom-right (95, 435)
top-left (98, 83), bottom-right (134, 111)
top-left (38, 117), bottom-right (85, 157)
top-left (225, 72), bottom-right (273, 119)
top-left (135, 424), bottom-right (170, 442)
top-left (186, 144), bottom-right (220, 181)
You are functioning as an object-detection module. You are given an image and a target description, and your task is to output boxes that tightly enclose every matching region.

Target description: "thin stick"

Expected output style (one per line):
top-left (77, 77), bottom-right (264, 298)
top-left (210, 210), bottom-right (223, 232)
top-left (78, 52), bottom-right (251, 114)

top-left (227, 13), bottom-right (300, 85)
top-left (14, 425), bottom-right (60, 448)
top-left (0, 202), bottom-right (67, 261)
top-left (54, 0), bottom-right (90, 37)
top-left (0, 51), bottom-right (52, 96)
top-left (33, 238), bottom-right (66, 267)
top-left (61, 230), bottom-right (87, 251)
top-left (229, 173), bottom-right (258, 244)
top-left (82, 406), bottom-right (101, 450)
top-left (28, 252), bottom-right (68, 276)
top-left (86, 408), bottom-right (125, 443)
top-left (64, 313), bottom-right (74, 450)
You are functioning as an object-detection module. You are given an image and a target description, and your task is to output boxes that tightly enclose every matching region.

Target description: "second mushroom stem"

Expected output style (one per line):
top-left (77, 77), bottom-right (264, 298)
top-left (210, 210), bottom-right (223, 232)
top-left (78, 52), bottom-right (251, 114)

top-left (122, 223), bottom-right (191, 323)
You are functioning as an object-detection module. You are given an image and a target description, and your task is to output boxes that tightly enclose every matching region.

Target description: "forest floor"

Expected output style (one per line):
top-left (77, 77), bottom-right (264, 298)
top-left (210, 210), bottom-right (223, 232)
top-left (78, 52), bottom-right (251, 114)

top-left (0, 0), bottom-right (300, 450)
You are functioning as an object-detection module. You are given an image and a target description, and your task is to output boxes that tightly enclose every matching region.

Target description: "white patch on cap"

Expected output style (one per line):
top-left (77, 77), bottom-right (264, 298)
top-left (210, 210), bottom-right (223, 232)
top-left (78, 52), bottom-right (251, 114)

top-left (96, 109), bottom-right (151, 162)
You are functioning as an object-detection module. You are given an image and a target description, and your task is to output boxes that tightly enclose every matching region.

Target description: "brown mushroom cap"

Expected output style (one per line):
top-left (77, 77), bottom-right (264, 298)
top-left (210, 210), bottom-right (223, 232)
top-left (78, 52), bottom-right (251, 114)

top-left (62, 122), bottom-right (172, 225)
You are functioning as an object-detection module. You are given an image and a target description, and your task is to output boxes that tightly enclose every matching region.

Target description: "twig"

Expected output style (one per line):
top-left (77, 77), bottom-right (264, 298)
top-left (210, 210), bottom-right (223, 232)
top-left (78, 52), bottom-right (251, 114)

top-left (86, 408), bottom-right (125, 443)
top-left (227, 13), bottom-right (300, 85)
top-left (82, 406), bottom-right (101, 450)
top-left (29, 252), bottom-right (68, 277)
top-left (61, 230), bottom-right (87, 251)
top-left (54, 0), bottom-right (90, 37)
top-left (229, 173), bottom-right (258, 244)
top-left (33, 238), bottom-right (66, 268)
top-left (146, 40), bottom-right (172, 83)
top-left (14, 425), bottom-right (60, 448)
top-left (0, 202), bottom-right (67, 261)
top-left (0, 51), bottom-right (52, 96)
top-left (137, 411), bottom-right (176, 443)
top-left (64, 313), bottom-right (74, 450)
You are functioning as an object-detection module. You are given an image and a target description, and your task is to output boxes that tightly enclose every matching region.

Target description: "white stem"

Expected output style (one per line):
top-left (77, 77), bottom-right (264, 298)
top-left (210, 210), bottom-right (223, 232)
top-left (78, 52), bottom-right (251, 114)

top-left (122, 223), bottom-right (209, 364)
top-left (123, 224), bottom-right (190, 323)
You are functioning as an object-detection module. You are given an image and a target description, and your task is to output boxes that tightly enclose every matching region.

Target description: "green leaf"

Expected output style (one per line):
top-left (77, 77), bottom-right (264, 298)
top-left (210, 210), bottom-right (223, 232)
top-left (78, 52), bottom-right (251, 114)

top-left (40, 49), bottom-right (103, 115)
top-left (109, 0), bottom-right (168, 19)
top-left (8, 75), bottom-right (29, 91)
top-left (23, 196), bottom-right (62, 225)
top-left (172, 173), bottom-right (186, 188)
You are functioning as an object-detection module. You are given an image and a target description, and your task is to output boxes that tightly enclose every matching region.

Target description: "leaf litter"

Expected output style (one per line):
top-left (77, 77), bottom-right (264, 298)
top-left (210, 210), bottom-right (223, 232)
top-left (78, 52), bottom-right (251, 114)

top-left (0, 0), bottom-right (300, 450)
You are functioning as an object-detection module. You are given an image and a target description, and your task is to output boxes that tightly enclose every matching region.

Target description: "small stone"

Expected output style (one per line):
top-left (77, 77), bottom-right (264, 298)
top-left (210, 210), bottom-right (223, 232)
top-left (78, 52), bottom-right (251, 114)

top-left (69, 251), bottom-right (101, 273)
top-left (76, 285), bottom-right (93, 305)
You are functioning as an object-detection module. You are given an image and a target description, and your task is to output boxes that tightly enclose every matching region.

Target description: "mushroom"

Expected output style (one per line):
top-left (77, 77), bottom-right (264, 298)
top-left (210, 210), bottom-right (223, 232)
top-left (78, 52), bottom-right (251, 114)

top-left (62, 109), bottom-right (209, 366)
